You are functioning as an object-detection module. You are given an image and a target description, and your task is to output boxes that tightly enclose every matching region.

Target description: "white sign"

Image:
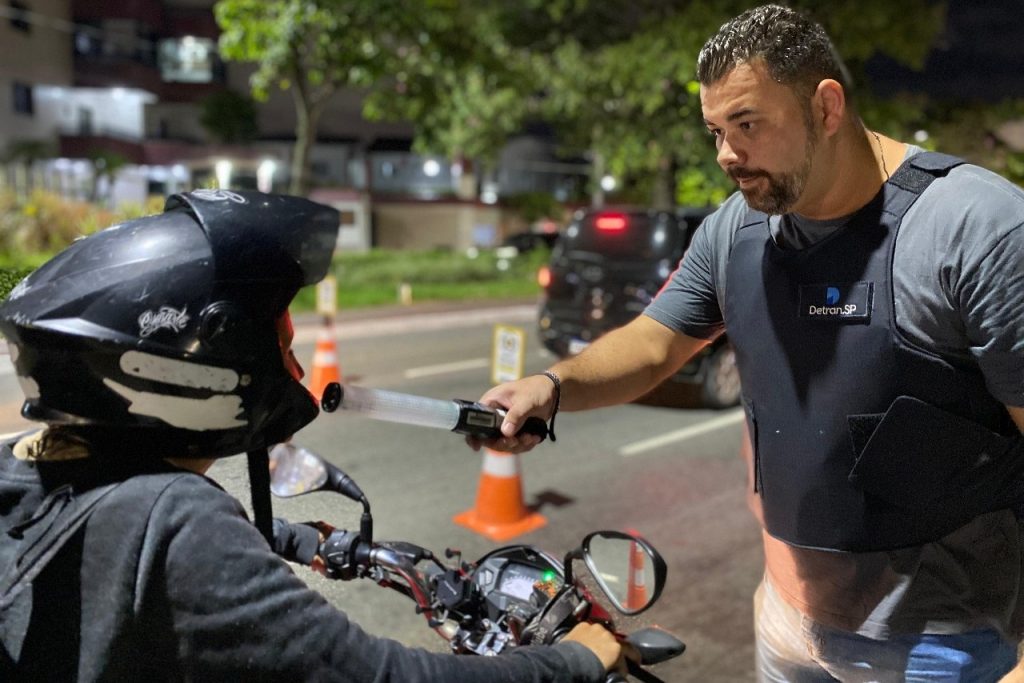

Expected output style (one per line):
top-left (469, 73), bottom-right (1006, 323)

top-left (316, 275), bottom-right (337, 315)
top-left (491, 324), bottom-right (526, 384)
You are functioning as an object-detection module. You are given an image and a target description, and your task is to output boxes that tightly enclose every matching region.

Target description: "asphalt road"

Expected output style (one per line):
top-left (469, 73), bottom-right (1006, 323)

top-left (0, 300), bottom-right (762, 681)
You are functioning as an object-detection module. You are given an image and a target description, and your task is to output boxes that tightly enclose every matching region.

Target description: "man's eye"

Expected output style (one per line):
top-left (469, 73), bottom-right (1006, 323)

top-left (707, 128), bottom-right (721, 138)
top-left (739, 121), bottom-right (753, 131)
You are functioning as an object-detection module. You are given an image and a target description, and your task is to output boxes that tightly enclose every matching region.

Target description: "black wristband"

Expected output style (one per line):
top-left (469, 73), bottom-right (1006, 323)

top-left (540, 370), bottom-right (560, 442)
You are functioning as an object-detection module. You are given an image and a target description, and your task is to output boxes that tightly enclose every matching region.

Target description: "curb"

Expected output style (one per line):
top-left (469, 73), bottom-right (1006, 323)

top-left (293, 296), bottom-right (541, 325)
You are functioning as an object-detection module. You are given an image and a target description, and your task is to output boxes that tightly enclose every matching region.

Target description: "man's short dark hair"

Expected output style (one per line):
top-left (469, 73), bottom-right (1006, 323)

top-left (696, 4), bottom-right (853, 102)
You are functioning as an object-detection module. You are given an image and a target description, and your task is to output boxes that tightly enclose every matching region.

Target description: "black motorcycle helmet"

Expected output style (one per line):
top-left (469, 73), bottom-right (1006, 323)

top-left (0, 189), bottom-right (340, 460)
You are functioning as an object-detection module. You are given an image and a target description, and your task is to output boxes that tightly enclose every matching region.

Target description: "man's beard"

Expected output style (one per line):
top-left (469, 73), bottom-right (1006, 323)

top-left (729, 133), bottom-right (817, 215)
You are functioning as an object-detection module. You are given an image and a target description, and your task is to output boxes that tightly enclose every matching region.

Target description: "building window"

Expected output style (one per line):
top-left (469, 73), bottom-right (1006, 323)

top-left (12, 82), bottom-right (33, 115)
top-left (158, 36), bottom-right (215, 83)
top-left (9, 1), bottom-right (30, 33)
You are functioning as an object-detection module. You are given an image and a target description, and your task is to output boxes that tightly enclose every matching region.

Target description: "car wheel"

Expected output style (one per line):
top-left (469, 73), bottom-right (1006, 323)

top-left (700, 343), bottom-right (741, 408)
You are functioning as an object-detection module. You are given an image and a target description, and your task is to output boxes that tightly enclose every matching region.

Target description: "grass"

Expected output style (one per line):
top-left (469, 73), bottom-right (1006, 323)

top-left (0, 189), bottom-right (550, 310)
top-left (294, 247), bottom-right (548, 311)
top-left (0, 246), bottom-right (550, 311)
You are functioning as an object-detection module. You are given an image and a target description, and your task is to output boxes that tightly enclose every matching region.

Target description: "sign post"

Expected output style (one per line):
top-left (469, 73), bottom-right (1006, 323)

top-left (316, 275), bottom-right (337, 317)
top-left (491, 324), bottom-right (526, 384)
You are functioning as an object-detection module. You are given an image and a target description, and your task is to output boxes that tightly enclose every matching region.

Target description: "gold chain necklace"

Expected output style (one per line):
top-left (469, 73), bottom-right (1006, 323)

top-left (872, 130), bottom-right (889, 180)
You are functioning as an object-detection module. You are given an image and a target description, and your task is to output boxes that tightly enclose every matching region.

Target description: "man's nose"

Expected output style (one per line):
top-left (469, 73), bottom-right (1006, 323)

top-left (717, 136), bottom-right (742, 168)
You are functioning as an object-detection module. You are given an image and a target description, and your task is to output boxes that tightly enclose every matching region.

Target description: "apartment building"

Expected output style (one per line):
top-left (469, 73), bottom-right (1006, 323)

top-left (1, 0), bottom-right (585, 249)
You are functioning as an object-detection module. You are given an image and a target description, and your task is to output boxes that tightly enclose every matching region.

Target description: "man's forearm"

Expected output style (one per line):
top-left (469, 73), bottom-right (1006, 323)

top-left (548, 315), bottom-right (709, 412)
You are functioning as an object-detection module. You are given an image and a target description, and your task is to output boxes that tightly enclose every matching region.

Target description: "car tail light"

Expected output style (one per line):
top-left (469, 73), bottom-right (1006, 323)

top-left (595, 213), bottom-right (627, 232)
top-left (537, 265), bottom-right (552, 288)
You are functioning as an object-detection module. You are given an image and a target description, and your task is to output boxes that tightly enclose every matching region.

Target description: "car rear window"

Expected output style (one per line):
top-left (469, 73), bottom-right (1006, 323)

top-left (562, 211), bottom-right (685, 260)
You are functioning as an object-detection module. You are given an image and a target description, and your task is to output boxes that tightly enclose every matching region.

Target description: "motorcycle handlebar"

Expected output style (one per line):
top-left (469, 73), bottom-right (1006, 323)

top-left (274, 519), bottom-right (678, 677)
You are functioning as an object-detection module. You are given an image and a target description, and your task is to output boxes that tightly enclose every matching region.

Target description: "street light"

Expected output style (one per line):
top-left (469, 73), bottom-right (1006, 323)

top-left (600, 174), bottom-right (617, 192)
top-left (257, 159), bottom-right (277, 192)
top-left (215, 159), bottom-right (233, 189)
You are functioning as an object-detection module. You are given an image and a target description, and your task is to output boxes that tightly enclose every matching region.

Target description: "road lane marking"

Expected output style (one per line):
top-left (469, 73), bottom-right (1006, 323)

top-left (619, 408), bottom-right (745, 457)
top-left (294, 305), bottom-right (535, 345)
top-left (404, 358), bottom-right (489, 379)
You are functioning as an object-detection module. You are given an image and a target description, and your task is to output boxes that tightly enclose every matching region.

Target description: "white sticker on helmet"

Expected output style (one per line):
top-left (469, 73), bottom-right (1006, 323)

top-left (120, 351), bottom-right (239, 392)
top-left (103, 378), bottom-right (246, 430)
top-left (190, 189), bottom-right (247, 204)
top-left (138, 306), bottom-right (190, 338)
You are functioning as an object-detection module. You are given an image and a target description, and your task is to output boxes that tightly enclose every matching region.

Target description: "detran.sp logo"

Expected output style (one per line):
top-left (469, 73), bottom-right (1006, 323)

top-left (800, 282), bottom-right (871, 321)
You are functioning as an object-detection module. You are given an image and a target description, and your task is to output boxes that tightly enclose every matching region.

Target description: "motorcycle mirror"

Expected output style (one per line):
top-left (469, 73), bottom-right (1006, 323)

top-left (268, 442), bottom-right (367, 505)
top-left (580, 530), bottom-right (667, 615)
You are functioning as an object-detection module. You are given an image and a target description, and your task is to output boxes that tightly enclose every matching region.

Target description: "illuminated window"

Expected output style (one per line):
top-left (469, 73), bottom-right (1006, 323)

top-left (158, 36), bottom-right (215, 83)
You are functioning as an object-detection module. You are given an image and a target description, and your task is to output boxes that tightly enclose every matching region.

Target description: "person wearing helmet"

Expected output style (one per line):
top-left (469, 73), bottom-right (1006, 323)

top-left (0, 189), bottom-right (621, 681)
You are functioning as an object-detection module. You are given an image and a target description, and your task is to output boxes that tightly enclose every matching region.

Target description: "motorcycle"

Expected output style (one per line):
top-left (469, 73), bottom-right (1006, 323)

top-left (268, 439), bottom-right (686, 683)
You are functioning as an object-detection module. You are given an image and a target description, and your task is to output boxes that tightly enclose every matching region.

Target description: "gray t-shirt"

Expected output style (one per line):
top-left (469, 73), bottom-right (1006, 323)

top-left (645, 147), bottom-right (1024, 638)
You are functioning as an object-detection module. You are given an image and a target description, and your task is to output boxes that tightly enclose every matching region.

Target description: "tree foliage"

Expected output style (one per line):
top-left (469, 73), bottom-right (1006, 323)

top-left (200, 89), bottom-right (258, 144)
top-left (499, 0), bottom-right (947, 207)
top-left (215, 0), bottom-right (527, 193)
top-left (382, 0), bottom-right (948, 207)
top-left (217, 0), bottom-right (1022, 206)
top-left (360, 2), bottom-right (533, 164)
top-left (87, 150), bottom-right (129, 204)
top-left (216, 0), bottom-right (399, 194)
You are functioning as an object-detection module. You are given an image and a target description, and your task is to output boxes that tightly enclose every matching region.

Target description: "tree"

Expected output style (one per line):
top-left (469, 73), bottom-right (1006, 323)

top-left (3, 139), bottom-right (56, 198)
top-left (372, 0), bottom-right (946, 208)
top-left (87, 150), bottom-right (128, 204)
top-left (216, 0), bottom-right (397, 195)
top-left (216, 0), bottom-right (537, 195)
top-left (519, 0), bottom-right (946, 208)
top-left (360, 3), bottom-right (534, 168)
top-left (217, 1), bottom-right (1002, 208)
top-left (199, 89), bottom-right (258, 144)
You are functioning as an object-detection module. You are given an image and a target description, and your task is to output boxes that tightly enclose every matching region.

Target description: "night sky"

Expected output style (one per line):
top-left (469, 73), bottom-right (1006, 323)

top-left (866, 0), bottom-right (1024, 101)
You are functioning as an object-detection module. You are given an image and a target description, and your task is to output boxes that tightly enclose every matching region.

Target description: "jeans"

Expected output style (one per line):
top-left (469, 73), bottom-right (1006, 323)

top-left (754, 577), bottom-right (1017, 682)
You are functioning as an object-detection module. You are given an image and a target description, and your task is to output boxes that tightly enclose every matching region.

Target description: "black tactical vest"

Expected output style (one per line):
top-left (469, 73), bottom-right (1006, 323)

top-left (724, 152), bottom-right (1021, 552)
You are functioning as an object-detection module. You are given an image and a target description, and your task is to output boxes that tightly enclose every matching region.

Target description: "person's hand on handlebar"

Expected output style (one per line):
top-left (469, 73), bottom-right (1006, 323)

top-left (562, 623), bottom-right (630, 676)
top-left (466, 374), bottom-right (558, 454)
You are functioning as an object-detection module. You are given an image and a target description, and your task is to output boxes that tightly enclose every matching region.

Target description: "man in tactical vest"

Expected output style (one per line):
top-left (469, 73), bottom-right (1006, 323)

top-left (474, 5), bottom-right (1024, 680)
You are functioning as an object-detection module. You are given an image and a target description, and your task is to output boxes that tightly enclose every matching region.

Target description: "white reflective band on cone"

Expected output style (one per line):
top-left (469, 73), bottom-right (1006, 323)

top-left (482, 448), bottom-right (520, 477)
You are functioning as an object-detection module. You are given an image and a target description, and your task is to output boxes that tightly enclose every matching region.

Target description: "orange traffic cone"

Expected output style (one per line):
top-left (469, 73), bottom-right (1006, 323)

top-left (307, 320), bottom-right (342, 401)
top-left (453, 448), bottom-right (547, 541)
top-left (626, 529), bottom-right (649, 610)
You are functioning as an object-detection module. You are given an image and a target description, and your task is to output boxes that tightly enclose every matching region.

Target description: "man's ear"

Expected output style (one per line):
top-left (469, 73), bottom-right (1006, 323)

top-left (815, 79), bottom-right (846, 137)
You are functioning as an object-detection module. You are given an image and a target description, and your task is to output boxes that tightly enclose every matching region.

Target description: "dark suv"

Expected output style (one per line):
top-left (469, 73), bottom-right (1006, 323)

top-left (537, 206), bottom-right (740, 408)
